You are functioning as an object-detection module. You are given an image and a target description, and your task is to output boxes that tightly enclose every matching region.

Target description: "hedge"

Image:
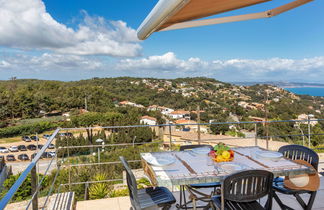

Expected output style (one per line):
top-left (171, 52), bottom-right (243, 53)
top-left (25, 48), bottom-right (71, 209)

top-left (0, 121), bottom-right (58, 138)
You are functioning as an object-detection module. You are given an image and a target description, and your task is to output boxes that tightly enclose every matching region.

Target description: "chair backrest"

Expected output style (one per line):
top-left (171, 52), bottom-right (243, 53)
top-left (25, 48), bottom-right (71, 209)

top-left (179, 144), bottom-right (213, 151)
top-left (222, 170), bottom-right (274, 203)
top-left (119, 156), bottom-right (141, 210)
top-left (278, 145), bottom-right (319, 171)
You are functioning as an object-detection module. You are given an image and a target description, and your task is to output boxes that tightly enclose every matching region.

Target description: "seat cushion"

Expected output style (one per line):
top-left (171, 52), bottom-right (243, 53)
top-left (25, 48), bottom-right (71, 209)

top-left (273, 177), bottom-right (284, 183)
top-left (273, 180), bottom-right (311, 194)
top-left (190, 182), bottom-right (221, 188)
top-left (212, 196), bottom-right (265, 210)
top-left (137, 187), bottom-right (176, 209)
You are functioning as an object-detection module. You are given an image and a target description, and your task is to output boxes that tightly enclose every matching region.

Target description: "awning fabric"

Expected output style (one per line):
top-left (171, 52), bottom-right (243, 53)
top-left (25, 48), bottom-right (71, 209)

top-left (137, 0), bottom-right (313, 40)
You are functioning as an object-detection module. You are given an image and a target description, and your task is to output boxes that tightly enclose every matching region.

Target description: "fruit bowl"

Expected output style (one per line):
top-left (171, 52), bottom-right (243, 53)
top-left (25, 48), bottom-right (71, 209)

top-left (208, 143), bottom-right (234, 162)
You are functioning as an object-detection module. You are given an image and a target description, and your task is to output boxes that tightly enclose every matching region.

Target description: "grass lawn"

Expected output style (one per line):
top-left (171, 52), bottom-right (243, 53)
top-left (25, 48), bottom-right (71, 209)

top-left (0, 136), bottom-right (21, 144)
top-left (313, 145), bottom-right (324, 153)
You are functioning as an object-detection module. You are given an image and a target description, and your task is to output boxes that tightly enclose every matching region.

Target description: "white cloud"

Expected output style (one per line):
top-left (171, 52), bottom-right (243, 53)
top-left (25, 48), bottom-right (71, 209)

top-left (117, 52), bottom-right (209, 72)
top-left (117, 52), bottom-right (324, 81)
top-left (211, 57), bottom-right (324, 72)
top-left (0, 53), bottom-right (102, 71)
top-left (1, 51), bottom-right (324, 82)
top-left (0, 0), bottom-right (141, 57)
top-left (0, 60), bottom-right (11, 68)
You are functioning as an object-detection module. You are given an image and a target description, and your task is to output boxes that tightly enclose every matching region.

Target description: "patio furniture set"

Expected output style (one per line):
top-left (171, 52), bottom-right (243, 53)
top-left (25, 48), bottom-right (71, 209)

top-left (120, 144), bottom-right (319, 210)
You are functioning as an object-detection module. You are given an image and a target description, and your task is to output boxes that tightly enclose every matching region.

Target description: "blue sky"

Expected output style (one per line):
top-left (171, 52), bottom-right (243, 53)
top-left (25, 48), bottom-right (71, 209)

top-left (0, 0), bottom-right (323, 82)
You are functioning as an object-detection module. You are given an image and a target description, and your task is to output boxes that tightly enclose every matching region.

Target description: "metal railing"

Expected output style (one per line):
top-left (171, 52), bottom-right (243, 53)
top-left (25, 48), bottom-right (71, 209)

top-left (0, 118), bottom-right (323, 209)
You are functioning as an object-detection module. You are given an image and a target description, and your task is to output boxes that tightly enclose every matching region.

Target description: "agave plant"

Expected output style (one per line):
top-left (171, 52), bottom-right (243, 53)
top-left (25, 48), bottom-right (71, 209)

top-left (88, 173), bottom-right (112, 199)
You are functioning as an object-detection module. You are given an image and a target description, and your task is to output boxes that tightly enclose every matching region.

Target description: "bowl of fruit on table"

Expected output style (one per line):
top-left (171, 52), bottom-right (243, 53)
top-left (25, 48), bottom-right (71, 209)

top-left (208, 143), bottom-right (234, 162)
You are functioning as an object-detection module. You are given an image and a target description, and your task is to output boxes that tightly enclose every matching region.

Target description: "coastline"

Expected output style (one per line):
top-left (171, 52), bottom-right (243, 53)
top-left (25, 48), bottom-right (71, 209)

top-left (285, 87), bottom-right (324, 97)
top-left (280, 85), bottom-right (324, 88)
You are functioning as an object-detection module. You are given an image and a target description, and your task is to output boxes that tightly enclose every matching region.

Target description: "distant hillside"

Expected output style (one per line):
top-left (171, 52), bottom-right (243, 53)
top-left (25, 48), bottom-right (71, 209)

top-left (1, 77), bottom-right (324, 145)
top-left (1, 77), bottom-right (324, 122)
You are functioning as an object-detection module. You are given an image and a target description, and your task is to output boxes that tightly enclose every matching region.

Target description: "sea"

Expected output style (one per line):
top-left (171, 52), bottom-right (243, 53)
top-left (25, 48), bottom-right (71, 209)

top-left (285, 87), bottom-right (324, 97)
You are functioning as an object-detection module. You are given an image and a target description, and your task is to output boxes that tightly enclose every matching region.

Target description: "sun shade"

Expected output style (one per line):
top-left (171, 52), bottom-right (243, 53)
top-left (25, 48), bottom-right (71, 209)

top-left (137, 0), bottom-right (313, 40)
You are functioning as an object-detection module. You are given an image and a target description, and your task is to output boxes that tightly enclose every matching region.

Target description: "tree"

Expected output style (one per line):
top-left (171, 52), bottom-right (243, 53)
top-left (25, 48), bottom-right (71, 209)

top-left (210, 115), bottom-right (229, 135)
top-left (311, 125), bottom-right (324, 146)
top-left (71, 112), bottom-right (122, 145)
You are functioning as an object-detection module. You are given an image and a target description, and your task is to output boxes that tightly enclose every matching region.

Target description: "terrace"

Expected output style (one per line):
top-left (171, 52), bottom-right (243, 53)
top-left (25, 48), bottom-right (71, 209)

top-left (0, 0), bottom-right (319, 209)
top-left (0, 119), bottom-right (323, 210)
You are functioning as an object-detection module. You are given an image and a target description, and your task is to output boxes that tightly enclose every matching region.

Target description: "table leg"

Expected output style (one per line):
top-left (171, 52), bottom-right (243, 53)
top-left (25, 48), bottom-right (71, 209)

top-left (176, 185), bottom-right (189, 209)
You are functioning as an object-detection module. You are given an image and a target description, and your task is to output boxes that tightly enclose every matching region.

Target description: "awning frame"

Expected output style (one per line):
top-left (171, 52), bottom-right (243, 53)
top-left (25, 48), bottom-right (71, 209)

top-left (161, 0), bottom-right (312, 31)
top-left (137, 0), bottom-right (313, 40)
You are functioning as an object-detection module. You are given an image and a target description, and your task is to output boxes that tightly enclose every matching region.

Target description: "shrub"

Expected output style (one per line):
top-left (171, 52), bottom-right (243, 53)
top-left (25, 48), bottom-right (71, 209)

top-left (88, 173), bottom-right (112, 200)
top-left (0, 173), bottom-right (48, 202)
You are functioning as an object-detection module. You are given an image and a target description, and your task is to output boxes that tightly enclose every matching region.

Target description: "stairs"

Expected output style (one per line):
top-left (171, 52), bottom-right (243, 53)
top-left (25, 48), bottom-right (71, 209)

top-left (48, 192), bottom-right (75, 210)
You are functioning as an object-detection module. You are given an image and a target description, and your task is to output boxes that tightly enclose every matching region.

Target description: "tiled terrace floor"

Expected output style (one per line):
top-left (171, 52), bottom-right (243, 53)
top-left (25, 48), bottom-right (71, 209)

top-left (77, 177), bottom-right (324, 210)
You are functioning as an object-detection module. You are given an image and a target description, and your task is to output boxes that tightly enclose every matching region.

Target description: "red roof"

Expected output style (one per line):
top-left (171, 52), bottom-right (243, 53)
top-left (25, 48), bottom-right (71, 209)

top-left (175, 119), bottom-right (196, 124)
top-left (170, 110), bottom-right (190, 115)
top-left (141, 115), bottom-right (157, 121)
top-left (119, 101), bottom-right (129, 105)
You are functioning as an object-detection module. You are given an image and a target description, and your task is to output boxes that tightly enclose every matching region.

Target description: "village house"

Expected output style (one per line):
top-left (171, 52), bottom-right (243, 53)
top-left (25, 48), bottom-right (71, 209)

top-left (62, 112), bottom-right (71, 121)
top-left (297, 114), bottom-right (318, 126)
top-left (249, 116), bottom-right (266, 126)
top-left (119, 101), bottom-right (144, 108)
top-left (162, 131), bottom-right (232, 146)
top-left (251, 102), bottom-right (265, 110)
top-left (273, 97), bottom-right (280, 102)
top-left (191, 110), bottom-right (205, 115)
top-left (147, 105), bottom-right (174, 115)
top-left (238, 101), bottom-right (249, 108)
top-left (147, 105), bottom-right (159, 111)
top-left (157, 88), bottom-right (165, 92)
top-left (140, 116), bottom-right (157, 125)
top-left (182, 92), bottom-right (194, 97)
top-left (168, 110), bottom-right (190, 120)
top-left (174, 119), bottom-right (209, 133)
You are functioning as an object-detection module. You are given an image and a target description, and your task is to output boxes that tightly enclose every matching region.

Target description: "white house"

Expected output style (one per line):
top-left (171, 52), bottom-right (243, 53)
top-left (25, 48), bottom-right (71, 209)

top-left (62, 112), bottom-right (71, 121)
top-left (147, 105), bottom-right (174, 115)
top-left (140, 116), bottom-right (157, 125)
top-left (160, 107), bottom-right (174, 115)
top-left (62, 112), bottom-right (70, 117)
top-left (297, 114), bottom-right (318, 126)
top-left (273, 97), bottom-right (280, 102)
top-left (119, 101), bottom-right (144, 108)
top-left (168, 110), bottom-right (190, 119)
top-left (147, 105), bottom-right (159, 111)
top-left (238, 101), bottom-right (248, 108)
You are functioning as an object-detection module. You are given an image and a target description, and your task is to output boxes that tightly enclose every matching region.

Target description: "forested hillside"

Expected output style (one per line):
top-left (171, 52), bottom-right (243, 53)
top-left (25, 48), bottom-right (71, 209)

top-left (1, 77), bottom-right (323, 121)
top-left (1, 77), bottom-right (324, 145)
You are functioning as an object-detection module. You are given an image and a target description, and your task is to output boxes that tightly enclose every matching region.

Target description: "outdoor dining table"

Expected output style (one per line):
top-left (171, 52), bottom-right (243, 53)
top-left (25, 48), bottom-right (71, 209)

top-left (140, 146), bottom-right (315, 194)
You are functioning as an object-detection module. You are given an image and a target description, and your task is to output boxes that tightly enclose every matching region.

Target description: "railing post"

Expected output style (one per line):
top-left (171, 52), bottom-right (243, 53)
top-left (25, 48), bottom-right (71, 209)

top-left (265, 121), bottom-right (269, 150)
top-left (307, 116), bottom-right (311, 148)
top-left (132, 136), bottom-right (137, 148)
top-left (168, 124), bottom-right (172, 151)
top-left (68, 138), bottom-right (71, 191)
top-left (254, 123), bottom-right (258, 146)
top-left (31, 165), bottom-right (38, 210)
top-left (84, 182), bottom-right (89, 200)
top-left (197, 105), bottom-right (201, 145)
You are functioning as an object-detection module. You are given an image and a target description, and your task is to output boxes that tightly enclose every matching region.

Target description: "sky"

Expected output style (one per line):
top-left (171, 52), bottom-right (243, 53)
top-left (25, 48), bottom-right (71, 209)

top-left (0, 0), bottom-right (324, 82)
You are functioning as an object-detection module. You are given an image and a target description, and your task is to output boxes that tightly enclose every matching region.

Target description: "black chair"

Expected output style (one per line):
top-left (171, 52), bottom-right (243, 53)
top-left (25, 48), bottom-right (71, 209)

top-left (119, 156), bottom-right (176, 210)
top-left (211, 170), bottom-right (274, 210)
top-left (272, 145), bottom-right (319, 210)
top-left (177, 145), bottom-right (221, 209)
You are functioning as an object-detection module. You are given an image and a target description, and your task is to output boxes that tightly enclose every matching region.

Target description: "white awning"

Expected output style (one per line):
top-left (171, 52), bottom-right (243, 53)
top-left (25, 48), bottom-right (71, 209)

top-left (137, 0), bottom-right (313, 40)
